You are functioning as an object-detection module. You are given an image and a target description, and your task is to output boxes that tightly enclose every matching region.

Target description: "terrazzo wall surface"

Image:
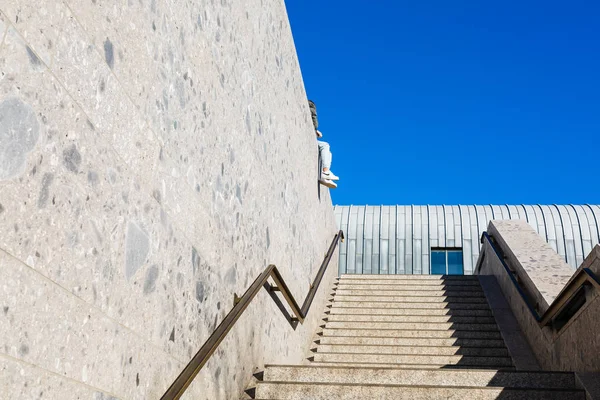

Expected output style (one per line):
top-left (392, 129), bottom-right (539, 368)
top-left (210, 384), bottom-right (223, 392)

top-left (0, 1), bottom-right (338, 398)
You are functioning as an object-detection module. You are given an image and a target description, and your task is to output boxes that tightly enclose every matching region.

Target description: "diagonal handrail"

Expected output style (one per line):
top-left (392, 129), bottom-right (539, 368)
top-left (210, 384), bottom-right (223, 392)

top-left (161, 230), bottom-right (344, 400)
top-left (479, 231), bottom-right (600, 328)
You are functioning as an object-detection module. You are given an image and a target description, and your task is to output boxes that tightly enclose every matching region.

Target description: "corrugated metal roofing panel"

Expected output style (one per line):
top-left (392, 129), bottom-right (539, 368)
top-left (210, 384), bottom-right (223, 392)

top-left (533, 205), bottom-right (548, 241)
top-left (573, 205), bottom-right (592, 261)
top-left (567, 205), bottom-right (585, 267)
top-left (583, 205), bottom-right (600, 247)
top-left (373, 206), bottom-right (381, 274)
top-left (524, 205), bottom-right (539, 235)
top-left (540, 205), bottom-right (558, 253)
top-left (335, 205), bottom-right (600, 275)
top-left (405, 205), bottom-right (413, 274)
top-left (507, 205), bottom-right (522, 220)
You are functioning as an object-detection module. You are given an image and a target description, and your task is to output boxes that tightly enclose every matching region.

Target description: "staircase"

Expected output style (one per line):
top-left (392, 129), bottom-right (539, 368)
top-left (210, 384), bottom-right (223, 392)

top-left (249, 274), bottom-right (585, 399)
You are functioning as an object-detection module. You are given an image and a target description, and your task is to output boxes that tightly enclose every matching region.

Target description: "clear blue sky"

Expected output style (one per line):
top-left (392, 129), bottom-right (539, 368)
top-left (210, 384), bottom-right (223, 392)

top-left (285, 0), bottom-right (600, 205)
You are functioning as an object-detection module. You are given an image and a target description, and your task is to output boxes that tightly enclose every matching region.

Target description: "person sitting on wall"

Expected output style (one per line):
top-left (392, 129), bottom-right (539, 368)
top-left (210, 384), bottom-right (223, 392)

top-left (308, 100), bottom-right (339, 189)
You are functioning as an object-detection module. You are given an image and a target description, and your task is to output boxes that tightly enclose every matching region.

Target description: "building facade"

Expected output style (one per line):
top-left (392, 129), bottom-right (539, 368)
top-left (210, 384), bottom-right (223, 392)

top-left (334, 205), bottom-right (600, 275)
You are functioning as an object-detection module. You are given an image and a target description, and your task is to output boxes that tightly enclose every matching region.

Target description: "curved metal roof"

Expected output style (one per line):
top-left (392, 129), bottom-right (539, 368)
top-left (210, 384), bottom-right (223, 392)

top-left (334, 205), bottom-right (600, 275)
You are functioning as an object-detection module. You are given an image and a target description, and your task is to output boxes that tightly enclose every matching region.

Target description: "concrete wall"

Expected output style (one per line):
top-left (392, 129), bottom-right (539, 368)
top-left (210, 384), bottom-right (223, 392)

top-left (0, 1), bottom-right (338, 399)
top-left (476, 220), bottom-right (600, 372)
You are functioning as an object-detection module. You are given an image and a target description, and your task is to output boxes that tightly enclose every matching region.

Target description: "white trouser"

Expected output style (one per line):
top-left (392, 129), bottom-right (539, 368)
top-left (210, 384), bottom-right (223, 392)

top-left (317, 140), bottom-right (332, 170)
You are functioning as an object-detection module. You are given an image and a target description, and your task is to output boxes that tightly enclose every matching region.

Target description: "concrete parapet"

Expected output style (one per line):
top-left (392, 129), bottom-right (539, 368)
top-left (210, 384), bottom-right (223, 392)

top-left (476, 220), bottom-right (600, 372)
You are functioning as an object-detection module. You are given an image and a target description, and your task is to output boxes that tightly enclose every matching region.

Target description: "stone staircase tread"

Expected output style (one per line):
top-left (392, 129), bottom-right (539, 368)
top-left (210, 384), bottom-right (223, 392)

top-left (335, 285), bottom-right (484, 289)
top-left (257, 381), bottom-right (581, 390)
top-left (322, 321), bottom-right (498, 326)
top-left (335, 283), bottom-right (483, 288)
top-left (330, 299), bottom-right (488, 303)
top-left (333, 278), bottom-right (481, 286)
top-left (335, 285), bottom-right (483, 289)
top-left (336, 285), bottom-right (482, 289)
top-left (313, 344), bottom-right (509, 357)
top-left (332, 291), bottom-right (484, 295)
top-left (313, 351), bottom-right (513, 359)
top-left (264, 364), bottom-right (572, 374)
top-left (324, 322), bottom-right (500, 331)
top-left (311, 353), bottom-right (514, 367)
top-left (334, 291), bottom-right (486, 297)
top-left (340, 275), bottom-right (479, 279)
top-left (333, 292), bottom-right (485, 297)
top-left (262, 364), bottom-right (577, 387)
top-left (316, 337), bottom-right (508, 347)
top-left (317, 333), bottom-right (505, 339)
top-left (315, 340), bottom-right (505, 346)
top-left (329, 310), bottom-right (494, 316)
top-left (332, 297), bottom-right (489, 303)
top-left (254, 381), bottom-right (584, 400)
top-left (329, 309), bottom-right (494, 316)
top-left (313, 351), bottom-right (512, 356)
top-left (330, 302), bottom-right (492, 309)
top-left (306, 361), bottom-right (516, 370)
top-left (321, 328), bottom-right (503, 339)
top-left (258, 381), bottom-right (584, 392)
top-left (313, 343), bottom-right (509, 350)
top-left (325, 315), bottom-right (496, 323)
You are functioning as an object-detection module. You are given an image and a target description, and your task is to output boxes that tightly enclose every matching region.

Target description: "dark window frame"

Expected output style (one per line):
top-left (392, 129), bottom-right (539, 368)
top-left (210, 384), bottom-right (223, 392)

top-left (430, 248), bottom-right (464, 275)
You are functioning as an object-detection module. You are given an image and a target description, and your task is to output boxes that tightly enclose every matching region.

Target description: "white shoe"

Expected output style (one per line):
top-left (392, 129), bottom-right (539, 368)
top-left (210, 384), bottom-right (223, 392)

top-left (319, 178), bottom-right (337, 189)
top-left (322, 170), bottom-right (339, 181)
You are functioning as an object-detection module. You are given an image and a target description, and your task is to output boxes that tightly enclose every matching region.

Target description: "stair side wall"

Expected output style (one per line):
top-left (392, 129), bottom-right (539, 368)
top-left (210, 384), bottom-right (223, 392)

top-left (0, 1), bottom-right (338, 399)
top-left (477, 220), bottom-right (600, 372)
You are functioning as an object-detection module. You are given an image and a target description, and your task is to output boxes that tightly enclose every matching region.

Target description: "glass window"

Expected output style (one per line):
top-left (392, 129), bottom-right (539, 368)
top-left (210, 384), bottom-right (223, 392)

top-left (431, 251), bottom-right (446, 275)
top-left (447, 251), bottom-right (464, 275)
top-left (430, 249), bottom-right (464, 275)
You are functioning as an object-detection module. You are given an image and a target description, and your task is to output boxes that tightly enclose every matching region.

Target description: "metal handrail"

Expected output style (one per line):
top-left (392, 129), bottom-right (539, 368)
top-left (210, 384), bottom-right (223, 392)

top-left (480, 232), bottom-right (600, 328)
top-left (161, 230), bottom-right (344, 400)
top-left (539, 267), bottom-right (600, 326)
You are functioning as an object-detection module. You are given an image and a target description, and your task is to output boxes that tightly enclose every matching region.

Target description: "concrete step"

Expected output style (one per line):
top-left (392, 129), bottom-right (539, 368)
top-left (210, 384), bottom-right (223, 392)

top-left (321, 328), bottom-right (503, 339)
top-left (313, 344), bottom-right (509, 357)
top-left (324, 321), bottom-right (499, 331)
top-left (326, 314), bottom-right (496, 324)
top-left (329, 307), bottom-right (493, 316)
top-left (336, 281), bottom-right (481, 287)
top-left (310, 352), bottom-right (514, 367)
top-left (330, 301), bottom-right (491, 310)
top-left (340, 274), bottom-right (479, 280)
top-left (336, 285), bottom-right (483, 293)
top-left (307, 361), bottom-right (516, 370)
top-left (263, 365), bottom-right (577, 389)
top-left (254, 381), bottom-right (584, 400)
top-left (334, 289), bottom-right (485, 297)
top-left (332, 295), bottom-right (489, 303)
top-left (316, 336), bottom-right (507, 348)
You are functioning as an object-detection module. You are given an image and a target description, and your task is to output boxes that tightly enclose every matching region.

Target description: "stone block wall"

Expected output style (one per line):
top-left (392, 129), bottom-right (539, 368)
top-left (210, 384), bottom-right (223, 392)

top-left (0, 1), bottom-right (338, 398)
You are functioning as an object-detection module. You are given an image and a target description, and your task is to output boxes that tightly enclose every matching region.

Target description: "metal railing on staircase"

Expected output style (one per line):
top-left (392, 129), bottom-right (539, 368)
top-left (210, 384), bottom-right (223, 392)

top-left (160, 230), bottom-right (344, 400)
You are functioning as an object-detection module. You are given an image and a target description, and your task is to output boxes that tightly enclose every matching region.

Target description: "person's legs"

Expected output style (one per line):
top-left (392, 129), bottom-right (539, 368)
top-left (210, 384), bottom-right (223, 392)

top-left (317, 141), bottom-right (339, 186)
top-left (317, 141), bottom-right (332, 171)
